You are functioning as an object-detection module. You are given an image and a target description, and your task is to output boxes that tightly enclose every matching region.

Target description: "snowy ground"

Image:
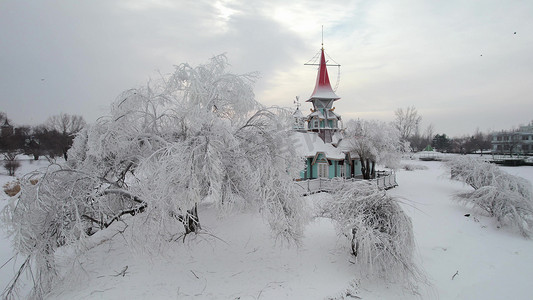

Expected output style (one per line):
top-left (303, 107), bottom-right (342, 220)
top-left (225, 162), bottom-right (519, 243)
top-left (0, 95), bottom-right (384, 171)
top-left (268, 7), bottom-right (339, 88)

top-left (2, 156), bottom-right (533, 299)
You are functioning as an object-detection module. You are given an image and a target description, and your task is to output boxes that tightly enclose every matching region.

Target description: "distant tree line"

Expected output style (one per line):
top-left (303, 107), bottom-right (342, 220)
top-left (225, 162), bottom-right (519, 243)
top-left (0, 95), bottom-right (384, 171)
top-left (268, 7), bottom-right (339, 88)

top-left (393, 106), bottom-right (492, 154)
top-left (0, 112), bottom-right (86, 161)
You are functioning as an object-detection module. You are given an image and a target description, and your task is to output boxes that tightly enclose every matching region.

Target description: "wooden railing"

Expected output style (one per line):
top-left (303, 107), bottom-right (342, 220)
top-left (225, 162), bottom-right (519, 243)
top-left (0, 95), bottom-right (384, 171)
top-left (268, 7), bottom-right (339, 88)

top-left (375, 173), bottom-right (398, 190)
top-left (295, 173), bottom-right (398, 195)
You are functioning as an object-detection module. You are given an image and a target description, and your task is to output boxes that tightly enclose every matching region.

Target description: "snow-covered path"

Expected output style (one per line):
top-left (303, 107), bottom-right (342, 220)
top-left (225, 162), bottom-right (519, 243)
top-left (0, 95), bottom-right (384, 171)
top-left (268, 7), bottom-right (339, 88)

top-left (390, 160), bottom-right (533, 300)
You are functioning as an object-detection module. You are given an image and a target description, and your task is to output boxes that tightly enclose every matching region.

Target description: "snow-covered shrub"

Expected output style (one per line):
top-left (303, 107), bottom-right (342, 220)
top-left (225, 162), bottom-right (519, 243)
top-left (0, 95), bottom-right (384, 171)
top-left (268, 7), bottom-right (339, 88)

top-left (3, 180), bottom-right (21, 197)
top-left (447, 156), bottom-right (533, 237)
top-left (447, 156), bottom-right (501, 189)
top-left (1, 54), bottom-right (306, 299)
top-left (321, 181), bottom-right (420, 282)
top-left (3, 151), bottom-right (21, 176)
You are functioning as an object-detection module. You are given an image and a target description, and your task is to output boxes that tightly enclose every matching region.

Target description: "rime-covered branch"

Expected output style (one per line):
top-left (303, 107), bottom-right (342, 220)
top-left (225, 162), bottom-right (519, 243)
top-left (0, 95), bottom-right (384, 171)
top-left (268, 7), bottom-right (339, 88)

top-left (321, 181), bottom-right (422, 284)
top-left (446, 156), bottom-right (533, 237)
top-left (2, 54), bottom-right (306, 299)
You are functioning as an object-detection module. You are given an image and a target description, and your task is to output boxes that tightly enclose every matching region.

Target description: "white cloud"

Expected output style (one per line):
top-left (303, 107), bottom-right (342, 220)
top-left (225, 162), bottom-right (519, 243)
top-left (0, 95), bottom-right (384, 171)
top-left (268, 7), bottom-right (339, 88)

top-left (1, 0), bottom-right (532, 137)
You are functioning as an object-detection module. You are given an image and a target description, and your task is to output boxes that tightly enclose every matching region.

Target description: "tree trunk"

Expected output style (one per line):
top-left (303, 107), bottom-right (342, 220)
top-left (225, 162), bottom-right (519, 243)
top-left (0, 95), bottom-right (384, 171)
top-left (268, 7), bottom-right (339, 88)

top-left (360, 160), bottom-right (367, 179)
top-left (184, 203), bottom-right (201, 234)
top-left (174, 203), bottom-right (201, 235)
top-left (351, 227), bottom-right (359, 257)
top-left (361, 158), bottom-right (372, 180)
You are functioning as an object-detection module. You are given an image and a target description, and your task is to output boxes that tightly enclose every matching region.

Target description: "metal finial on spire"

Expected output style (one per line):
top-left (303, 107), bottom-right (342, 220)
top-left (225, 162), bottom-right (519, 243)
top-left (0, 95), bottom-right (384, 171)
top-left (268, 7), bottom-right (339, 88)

top-left (321, 25), bottom-right (324, 49)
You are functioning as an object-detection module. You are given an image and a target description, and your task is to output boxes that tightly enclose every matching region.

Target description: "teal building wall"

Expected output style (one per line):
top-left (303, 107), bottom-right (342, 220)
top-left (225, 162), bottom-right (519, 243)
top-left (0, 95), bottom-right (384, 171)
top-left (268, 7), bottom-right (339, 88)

top-left (300, 155), bottom-right (362, 180)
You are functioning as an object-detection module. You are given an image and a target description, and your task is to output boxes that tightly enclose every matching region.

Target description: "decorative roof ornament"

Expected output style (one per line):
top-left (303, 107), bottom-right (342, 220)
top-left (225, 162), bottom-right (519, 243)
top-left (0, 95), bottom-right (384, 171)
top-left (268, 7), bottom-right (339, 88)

top-left (293, 96), bottom-right (305, 118)
top-left (293, 95), bottom-right (301, 110)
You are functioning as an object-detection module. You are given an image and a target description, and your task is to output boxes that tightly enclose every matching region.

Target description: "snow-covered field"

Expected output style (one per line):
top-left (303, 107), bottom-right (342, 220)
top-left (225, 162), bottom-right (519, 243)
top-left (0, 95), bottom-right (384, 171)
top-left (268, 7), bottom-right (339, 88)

top-left (2, 157), bottom-right (533, 299)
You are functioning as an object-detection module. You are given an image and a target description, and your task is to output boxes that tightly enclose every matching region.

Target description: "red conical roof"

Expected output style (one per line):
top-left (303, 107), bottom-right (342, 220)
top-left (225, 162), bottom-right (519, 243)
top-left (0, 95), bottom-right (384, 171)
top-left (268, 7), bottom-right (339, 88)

top-left (308, 48), bottom-right (340, 101)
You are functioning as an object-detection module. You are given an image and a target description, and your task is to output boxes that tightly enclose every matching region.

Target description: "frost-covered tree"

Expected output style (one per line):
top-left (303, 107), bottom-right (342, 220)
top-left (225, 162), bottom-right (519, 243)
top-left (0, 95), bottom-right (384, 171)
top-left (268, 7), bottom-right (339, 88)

top-left (345, 119), bottom-right (406, 179)
top-left (393, 106), bottom-right (421, 142)
top-left (1, 54), bottom-right (307, 299)
top-left (321, 181), bottom-right (421, 284)
top-left (447, 156), bottom-right (533, 237)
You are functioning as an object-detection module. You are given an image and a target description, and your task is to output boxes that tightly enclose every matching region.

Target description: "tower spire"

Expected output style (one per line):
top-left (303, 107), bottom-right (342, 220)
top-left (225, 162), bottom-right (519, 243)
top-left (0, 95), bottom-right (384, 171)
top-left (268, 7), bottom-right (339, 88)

top-left (303, 39), bottom-right (342, 143)
top-left (307, 47), bottom-right (340, 101)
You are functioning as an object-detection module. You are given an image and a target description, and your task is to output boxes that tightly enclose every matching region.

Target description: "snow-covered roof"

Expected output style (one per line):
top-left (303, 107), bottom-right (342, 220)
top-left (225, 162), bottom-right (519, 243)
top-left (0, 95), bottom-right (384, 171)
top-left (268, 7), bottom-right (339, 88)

top-left (325, 110), bottom-right (340, 120)
top-left (331, 131), bottom-right (344, 145)
top-left (307, 48), bottom-right (340, 101)
top-left (308, 110), bottom-right (324, 119)
top-left (293, 107), bottom-right (304, 118)
top-left (291, 131), bottom-right (345, 160)
top-left (309, 85), bottom-right (340, 101)
top-left (336, 136), bottom-right (358, 155)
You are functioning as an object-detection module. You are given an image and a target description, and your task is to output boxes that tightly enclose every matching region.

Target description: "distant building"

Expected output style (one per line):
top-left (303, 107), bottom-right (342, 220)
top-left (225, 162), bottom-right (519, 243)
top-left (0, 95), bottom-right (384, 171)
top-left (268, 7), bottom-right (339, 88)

top-left (1, 119), bottom-right (14, 137)
top-left (491, 121), bottom-right (533, 155)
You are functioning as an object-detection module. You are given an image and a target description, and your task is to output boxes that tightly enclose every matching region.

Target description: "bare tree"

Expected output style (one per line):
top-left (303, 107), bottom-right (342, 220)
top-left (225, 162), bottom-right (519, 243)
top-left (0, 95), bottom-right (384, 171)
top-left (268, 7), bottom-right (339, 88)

top-left (46, 113), bottom-right (86, 135)
top-left (3, 151), bottom-right (20, 176)
top-left (394, 106), bottom-right (422, 143)
top-left (44, 114), bottom-right (86, 160)
top-left (424, 124), bottom-right (434, 145)
top-left (471, 130), bottom-right (492, 155)
top-left (407, 123), bottom-right (434, 152)
top-left (504, 131), bottom-right (521, 157)
top-left (0, 111), bottom-right (7, 124)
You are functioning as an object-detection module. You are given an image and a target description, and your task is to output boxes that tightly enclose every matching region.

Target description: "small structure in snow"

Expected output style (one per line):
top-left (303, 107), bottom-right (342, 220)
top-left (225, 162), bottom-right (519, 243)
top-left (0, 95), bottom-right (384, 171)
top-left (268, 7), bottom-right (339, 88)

top-left (418, 145), bottom-right (442, 161)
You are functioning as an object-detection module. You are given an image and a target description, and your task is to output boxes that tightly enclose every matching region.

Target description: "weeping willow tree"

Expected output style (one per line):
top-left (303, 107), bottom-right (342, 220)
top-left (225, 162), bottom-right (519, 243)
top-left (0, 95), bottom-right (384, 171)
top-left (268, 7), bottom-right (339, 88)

top-left (1, 54), bottom-right (308, 299)
top-left (321, 181), bottom-right (424, 292)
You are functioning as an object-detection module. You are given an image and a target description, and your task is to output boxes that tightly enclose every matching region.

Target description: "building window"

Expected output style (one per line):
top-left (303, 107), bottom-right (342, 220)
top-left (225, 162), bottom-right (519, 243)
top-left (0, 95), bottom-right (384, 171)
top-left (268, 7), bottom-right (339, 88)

top-left (318, 163), bottom-right (328, 178)
top-left (339, 165), bottom-right (345, 178)
top-left (313, 120), bottom-right (319, 129)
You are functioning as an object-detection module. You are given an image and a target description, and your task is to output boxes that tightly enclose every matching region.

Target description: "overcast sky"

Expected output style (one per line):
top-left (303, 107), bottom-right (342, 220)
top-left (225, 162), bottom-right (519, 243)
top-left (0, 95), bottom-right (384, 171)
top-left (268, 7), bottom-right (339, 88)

top-left (1, 0), bottom-right (532, 137)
